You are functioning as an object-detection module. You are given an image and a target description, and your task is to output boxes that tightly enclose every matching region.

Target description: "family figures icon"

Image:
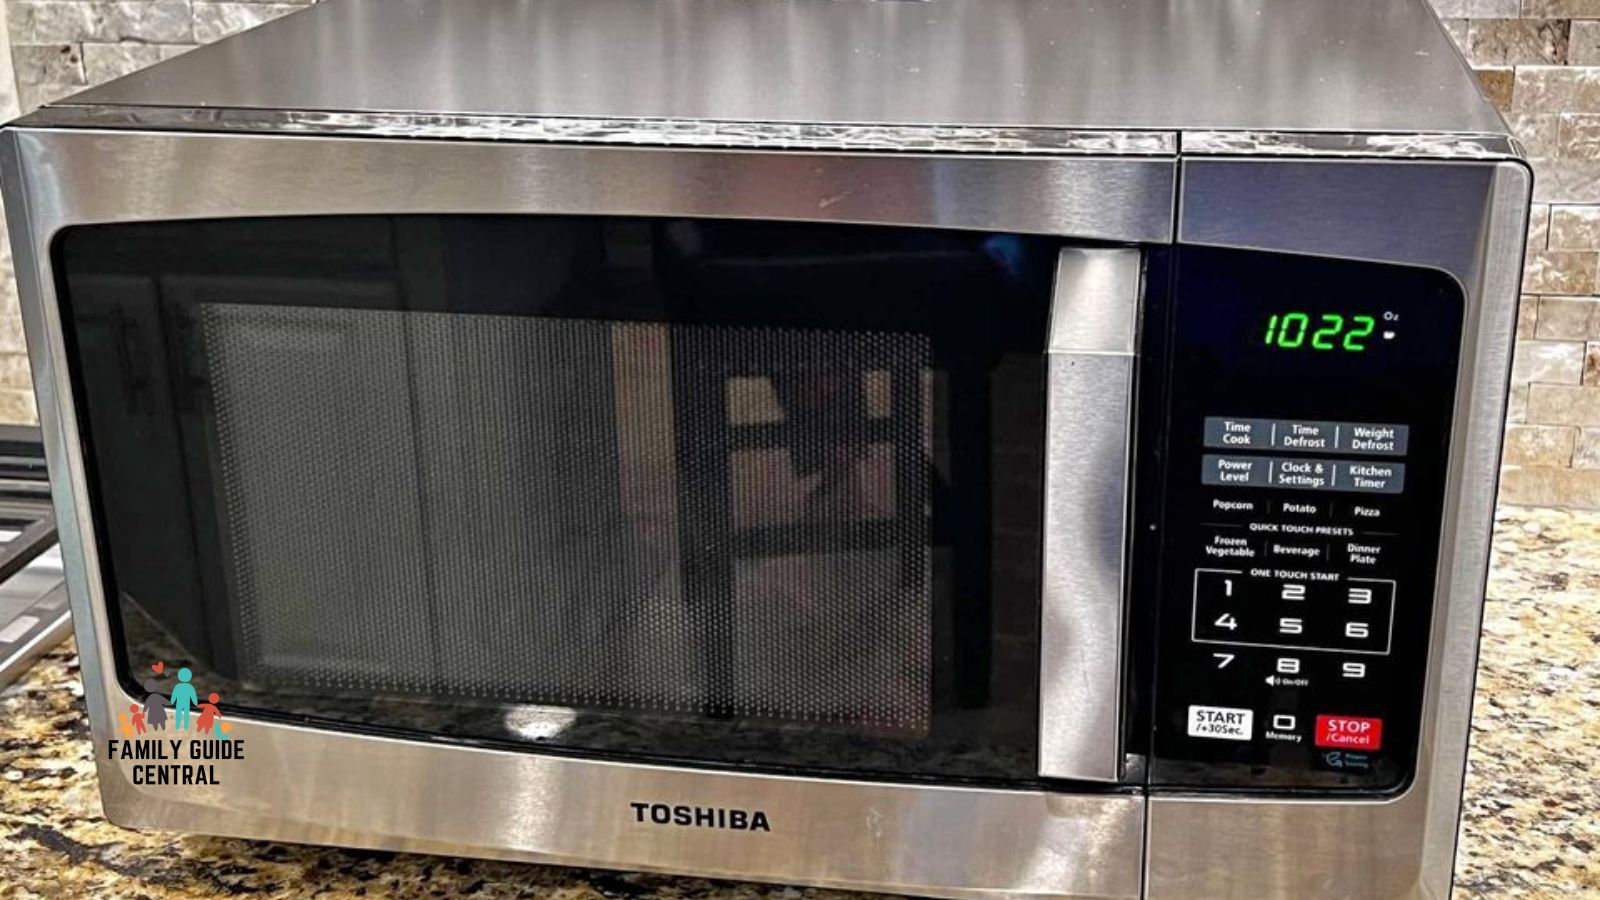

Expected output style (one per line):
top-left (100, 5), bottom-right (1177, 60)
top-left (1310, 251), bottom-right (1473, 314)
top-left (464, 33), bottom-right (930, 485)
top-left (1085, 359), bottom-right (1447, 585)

top-left (118, 665), bottom-right (235, 740)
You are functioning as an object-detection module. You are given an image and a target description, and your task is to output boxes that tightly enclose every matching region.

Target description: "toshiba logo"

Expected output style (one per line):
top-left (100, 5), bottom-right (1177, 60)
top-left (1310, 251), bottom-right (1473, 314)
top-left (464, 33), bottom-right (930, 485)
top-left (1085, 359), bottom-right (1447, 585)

top-left (629, 802), bottom-right (772, 832)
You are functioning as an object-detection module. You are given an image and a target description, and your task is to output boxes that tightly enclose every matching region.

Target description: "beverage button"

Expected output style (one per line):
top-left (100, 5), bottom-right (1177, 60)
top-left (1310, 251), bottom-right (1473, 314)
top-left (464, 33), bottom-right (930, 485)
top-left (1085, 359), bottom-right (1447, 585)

top-left (1272, 420), bottom-right (1337, 452)
top-left (1188, 705), bottom-right (1254, 741)
top-left (1315, 715), bottom-right (1383, 750)
top-left (1203, 417), bottom-right (1274, 450)
top-left (1267, 540), bottom-right (1325, 563)
top-left (1333, 461), bottom-right (1406, 494)
top-left (1202, 454), bottom-right (1271, 487)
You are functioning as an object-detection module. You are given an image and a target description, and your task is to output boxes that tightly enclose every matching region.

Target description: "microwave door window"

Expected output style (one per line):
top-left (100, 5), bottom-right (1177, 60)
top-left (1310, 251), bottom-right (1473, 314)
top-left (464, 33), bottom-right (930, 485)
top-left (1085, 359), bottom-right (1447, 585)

top-left (56, 216), bottom-right (1049, 784)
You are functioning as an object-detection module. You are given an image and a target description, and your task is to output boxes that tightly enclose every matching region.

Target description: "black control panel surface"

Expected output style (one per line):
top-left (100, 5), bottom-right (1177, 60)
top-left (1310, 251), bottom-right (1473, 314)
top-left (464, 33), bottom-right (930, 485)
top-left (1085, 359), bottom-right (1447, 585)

top-left (1147, 247), bottom-right (1464, 792)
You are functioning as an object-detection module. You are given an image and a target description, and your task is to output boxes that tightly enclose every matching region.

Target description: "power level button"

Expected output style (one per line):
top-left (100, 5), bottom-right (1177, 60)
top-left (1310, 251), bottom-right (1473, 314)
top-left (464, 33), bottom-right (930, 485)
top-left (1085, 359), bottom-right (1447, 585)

top-left (1315, 715), bottom-right (1383, 750)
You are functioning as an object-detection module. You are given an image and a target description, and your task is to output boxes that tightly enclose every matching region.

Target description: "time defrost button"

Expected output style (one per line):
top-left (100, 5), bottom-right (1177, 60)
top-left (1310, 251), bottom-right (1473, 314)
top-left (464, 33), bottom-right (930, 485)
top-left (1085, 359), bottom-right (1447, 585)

top-left (1273, 421), bottom-right (1335, 452)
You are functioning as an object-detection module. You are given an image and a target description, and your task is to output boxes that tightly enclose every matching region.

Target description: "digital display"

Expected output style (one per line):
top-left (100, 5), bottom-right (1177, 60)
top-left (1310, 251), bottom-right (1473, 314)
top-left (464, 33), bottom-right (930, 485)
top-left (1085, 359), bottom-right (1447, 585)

top-left (1262, 311), bottom-right (1387, 352)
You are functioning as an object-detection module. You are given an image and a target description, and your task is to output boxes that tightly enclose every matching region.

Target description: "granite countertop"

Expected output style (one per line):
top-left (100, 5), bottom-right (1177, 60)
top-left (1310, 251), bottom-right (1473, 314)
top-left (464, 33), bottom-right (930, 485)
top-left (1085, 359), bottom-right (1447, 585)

top-left (1, 505), bottom-right (1596, 898)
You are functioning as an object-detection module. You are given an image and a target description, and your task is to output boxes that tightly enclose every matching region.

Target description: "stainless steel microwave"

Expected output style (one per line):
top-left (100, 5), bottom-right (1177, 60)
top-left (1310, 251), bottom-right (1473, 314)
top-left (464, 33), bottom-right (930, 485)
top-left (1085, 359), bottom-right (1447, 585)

top-left (0, 0), bottom-right (1530, 896)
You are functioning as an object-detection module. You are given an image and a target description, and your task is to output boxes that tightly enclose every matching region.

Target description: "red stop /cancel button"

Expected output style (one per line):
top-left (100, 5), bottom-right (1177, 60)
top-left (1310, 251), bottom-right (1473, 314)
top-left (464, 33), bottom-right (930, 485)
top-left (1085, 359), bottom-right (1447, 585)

top-left (1315, 715), bottom-right (1383, 750)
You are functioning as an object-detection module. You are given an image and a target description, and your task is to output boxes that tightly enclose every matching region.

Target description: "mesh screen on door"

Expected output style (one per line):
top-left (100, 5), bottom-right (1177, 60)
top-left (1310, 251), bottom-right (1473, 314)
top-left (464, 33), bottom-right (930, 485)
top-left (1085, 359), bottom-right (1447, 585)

top-left (201, 303), bottom-right (933, 733)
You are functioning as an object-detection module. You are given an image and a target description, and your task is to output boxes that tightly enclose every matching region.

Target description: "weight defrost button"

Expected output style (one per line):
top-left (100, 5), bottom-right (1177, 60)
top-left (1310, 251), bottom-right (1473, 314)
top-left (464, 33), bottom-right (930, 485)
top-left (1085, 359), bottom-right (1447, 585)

top-left (1337, 423), bottom-right (1410, 456)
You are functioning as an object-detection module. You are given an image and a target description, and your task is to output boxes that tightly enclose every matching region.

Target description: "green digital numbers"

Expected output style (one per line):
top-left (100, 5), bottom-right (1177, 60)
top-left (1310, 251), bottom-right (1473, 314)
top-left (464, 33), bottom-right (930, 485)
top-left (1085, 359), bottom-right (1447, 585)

top-left (1344, 315), bottom-right (1377, 352)
top-left (1264, 311), bottom-right (1380, 353)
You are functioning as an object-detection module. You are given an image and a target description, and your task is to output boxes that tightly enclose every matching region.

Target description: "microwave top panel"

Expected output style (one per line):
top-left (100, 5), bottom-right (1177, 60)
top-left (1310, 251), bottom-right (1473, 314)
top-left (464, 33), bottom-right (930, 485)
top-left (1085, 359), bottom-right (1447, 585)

top-left (18, 0), bottom-right (1511, 150)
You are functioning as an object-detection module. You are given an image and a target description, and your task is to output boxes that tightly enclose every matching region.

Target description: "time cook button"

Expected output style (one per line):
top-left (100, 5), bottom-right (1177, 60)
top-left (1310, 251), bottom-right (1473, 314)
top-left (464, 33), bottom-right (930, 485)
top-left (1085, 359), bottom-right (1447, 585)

top-left (1202, 417), bottom-right (1273, 449)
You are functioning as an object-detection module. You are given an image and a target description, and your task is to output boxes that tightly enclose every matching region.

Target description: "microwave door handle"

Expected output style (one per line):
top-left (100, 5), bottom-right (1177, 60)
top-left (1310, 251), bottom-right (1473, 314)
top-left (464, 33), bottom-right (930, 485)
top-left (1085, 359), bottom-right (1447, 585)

top-left (1037, 247), bottom-right (1140, 784)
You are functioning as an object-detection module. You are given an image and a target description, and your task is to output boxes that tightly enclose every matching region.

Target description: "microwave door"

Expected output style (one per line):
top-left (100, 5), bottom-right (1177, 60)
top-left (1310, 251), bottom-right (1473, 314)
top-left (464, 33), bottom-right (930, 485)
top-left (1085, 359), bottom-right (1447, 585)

top-left (56, 215), bottom-right (1055, 783)
top-left (1037, 248), bottom-right (1140, 784)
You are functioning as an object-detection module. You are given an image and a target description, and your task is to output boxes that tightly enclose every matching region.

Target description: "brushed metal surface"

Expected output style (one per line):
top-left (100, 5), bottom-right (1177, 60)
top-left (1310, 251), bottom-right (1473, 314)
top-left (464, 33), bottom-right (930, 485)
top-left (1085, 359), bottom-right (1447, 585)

top-left (51, 0), bottom-right (1504, 136)
top-left (1038, 249), bottom-right (1140, 784)
top-left (1148, 159), bottom-right (1531, 898)
top-left (0, 547), bottom-right (69, 687)
top-left (5, 130), bottom-right (1174, 243)
top-left (0, 126), bottom-right (1156, 899)
top-left (1048, 249), bottom-right (1142, 355)
top-left (1181, 131), bottom-right (1520, 160)
top-left (92, 721), bottom-right (1145, 900)
top-left (17, 105), bottom-right (1179, 156)
top-left (1178, 159), bottom-right (1498, 280)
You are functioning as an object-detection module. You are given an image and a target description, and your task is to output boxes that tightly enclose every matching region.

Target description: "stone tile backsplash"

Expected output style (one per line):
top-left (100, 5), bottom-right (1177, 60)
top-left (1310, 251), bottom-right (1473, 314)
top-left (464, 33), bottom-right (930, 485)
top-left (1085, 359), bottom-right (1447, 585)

top-left (1447, 0), bottom-right (1600, 506)
top-left (0, 0), bottom-right (1598, 506)
top-left (6, 0), bottom-right (312, 111)
top-left (0, 0), bottom-right (314, 428)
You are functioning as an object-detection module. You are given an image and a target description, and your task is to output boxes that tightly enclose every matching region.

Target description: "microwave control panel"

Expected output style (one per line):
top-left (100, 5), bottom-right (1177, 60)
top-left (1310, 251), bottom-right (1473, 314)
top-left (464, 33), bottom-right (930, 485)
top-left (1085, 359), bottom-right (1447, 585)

top-left (1147, 248), bottom-right (1464, 792)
